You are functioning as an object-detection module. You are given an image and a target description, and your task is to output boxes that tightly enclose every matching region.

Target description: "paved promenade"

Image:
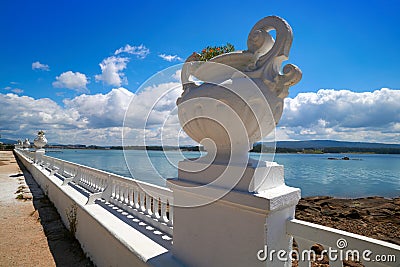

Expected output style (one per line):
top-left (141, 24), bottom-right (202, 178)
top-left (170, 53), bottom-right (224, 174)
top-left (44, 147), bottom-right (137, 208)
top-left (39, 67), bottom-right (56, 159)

top-left (0, 151), bottom-right (92, 267)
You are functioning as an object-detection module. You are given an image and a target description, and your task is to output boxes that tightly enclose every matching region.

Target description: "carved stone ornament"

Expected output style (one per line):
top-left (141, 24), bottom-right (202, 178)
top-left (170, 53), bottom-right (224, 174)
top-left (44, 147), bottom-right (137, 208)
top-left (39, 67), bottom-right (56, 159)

top-left (177, 16), bottom-right (301, 164)
top-left (34, 131), bottom-right (48, 149)
top-left (23, 138), bottom-right (30, 149)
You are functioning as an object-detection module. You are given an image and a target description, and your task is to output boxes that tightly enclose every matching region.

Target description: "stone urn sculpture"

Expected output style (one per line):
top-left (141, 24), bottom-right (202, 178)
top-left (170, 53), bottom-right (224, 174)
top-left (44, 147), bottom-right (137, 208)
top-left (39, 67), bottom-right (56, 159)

top-left (16, 139), bottom-right (23, 149)
top-left (170, 16), bottom-right (302, 267)
top-left (22, 138), bottom-right (30, 150)
top-left (34, 130), bottom-right (48, 150)
top-left (177, 16), bottom-right (302, 165)
top-left (33, 131), bottom-right (47, 163)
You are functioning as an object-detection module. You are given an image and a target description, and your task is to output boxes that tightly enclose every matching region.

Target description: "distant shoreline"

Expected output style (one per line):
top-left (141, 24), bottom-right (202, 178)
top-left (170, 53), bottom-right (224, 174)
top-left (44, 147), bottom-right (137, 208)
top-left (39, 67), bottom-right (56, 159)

top-left (4, 139), bottom-right (400, 154)
top-left (42, 145), bottom-right (400, 154)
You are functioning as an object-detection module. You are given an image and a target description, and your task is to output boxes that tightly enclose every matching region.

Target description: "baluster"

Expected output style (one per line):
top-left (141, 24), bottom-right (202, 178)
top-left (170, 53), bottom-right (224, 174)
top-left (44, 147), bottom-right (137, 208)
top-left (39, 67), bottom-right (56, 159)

top-left (91, 173), bottom-right (95, 189)
top-left (167, 200), bottom-right (173, 226)
top-left (79, 169), bottom-right (85, 186)
top-left (97, 176), bottom-right (101, 191)
top-left (94, 174), bottom-right (99, 190)
top-left (118, 183), bottom-right (123, 202)
top-left (54, 162), bottom-right (60, 174)
top-left (95, 175), bottom-right (99, 191)
top-left (101, 176), bottom-right (105, 191)
top-left (73, 166), bottom-right (78, 178)
top-left (119, 183), bottom-right (124, 202)
top-left (53, 161), bottom-right (57, 171)
top-left (100, 177), bottom-right (105, 191)
top-left (119, 184), bottom-right (124, 202)
top-left (97, 177), bottom-right (102, 191)
top-left (101, 180), bottom-right (113, 202)
top-left (152, 197), bottom-right (160, 219)
top-left (88, 172), bottom-right (93, 188)
top-left (41, 157), bottom-right (46, 169)
top-left (294, 238), bottom-right (314, 267)
top-left (94, 177), bottom-right (99, 191)
top-left (105, 177), bottom-right (110, 191)
top-left (49, 158), bottom-right (55, 174)
top-left (139, 191), bottom-right (145, 212)
top-left (113, 183), bottom-right (119, 200)
top-left (87, 171), bottom-right (91, 187)
top-left (64, 165), bottom-right (69, 177)
top-left (76, 167), bottom-right (82, 183)
top-left (92, 174), bottom-right (97, 190)
top-left (146, 195), bottom-right (152, 216)
top-left (85, 171), bottom-right (90, 187)
top-left (80, 169), bottom-right (85, 186)
top-left (134, 188), bottom-right (140, 209)
top-left (88, 172), bottom-right (93, 189)
top-left (100, 177), bottom-right (104, 191)
top-left (60, 162), bottom-right (65, 176)
top-left (110, 182), bottom-right (116, 199)
top-left (86, 171), bottom-right (90, 186)
top-left (124, 186), bottom-right (129, 205)
top-left (126, 187), bottom-right (132, 206)
top-left (160, 198), bottom-right (168, 224)
top-left (99, 175), bottom-right (104, 191)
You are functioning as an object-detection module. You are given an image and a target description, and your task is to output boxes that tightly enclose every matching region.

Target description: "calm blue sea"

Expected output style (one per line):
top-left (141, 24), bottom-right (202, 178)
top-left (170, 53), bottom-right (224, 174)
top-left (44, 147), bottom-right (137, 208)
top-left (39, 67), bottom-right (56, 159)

top-left (46, 149), bottom-right (400, 198)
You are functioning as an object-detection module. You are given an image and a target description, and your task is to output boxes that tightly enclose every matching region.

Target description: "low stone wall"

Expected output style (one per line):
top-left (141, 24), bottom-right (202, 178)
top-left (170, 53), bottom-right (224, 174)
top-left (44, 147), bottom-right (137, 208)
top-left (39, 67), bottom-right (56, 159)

top-left (15, 150), bottom-right (178, 267)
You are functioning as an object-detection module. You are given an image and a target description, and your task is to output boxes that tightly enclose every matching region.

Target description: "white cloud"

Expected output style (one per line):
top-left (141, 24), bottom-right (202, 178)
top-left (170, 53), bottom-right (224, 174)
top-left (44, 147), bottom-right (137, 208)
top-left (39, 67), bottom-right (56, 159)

top-left (11, 88), bottom-right (23, 94)
top-left (1, 86), bottom-right (399, 146)
top-left (123, 81), bottom-right (187, 146)
top-left (52, 71), bottom-right (89, 92)
top-left (172, 70), bottom-right (181, 82)
top-left (159, 54), bottom-right (183, 62)
top-left (32, 61), bottom-right (50, 71)
top-left (114, 44), bottom-right (150, 59)
top-left (95, 56), bottom-right (129, 87)
top-left (0, 93), bottom-right (86, 134)
top-left (64, 88), bottom-right (134, 128)
top-left (94, 44), bottom-right (148, 88)
top-left (278, 88), bottom-right (400, 143)
top-left (4, 86), bottom-right (23, 94)
top-left (0, 89), bottom-right (132, 146)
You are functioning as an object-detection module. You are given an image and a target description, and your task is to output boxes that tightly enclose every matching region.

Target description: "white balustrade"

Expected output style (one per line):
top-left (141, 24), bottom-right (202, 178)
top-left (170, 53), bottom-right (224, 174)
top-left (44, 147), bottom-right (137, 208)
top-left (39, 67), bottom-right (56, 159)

top-left (17, 149), bottom-right (34, 162)
top-left (14, 149), bottom-right (173, 236)
top-left (106, 173), bottom-right (173, 235)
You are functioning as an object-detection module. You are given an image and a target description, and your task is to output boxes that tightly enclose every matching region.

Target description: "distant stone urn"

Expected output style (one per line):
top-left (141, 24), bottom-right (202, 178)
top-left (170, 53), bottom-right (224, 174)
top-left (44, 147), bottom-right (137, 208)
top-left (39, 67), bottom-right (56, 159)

top-left (34, 131), bottom-right (48, 150)
top-left (23, 138), bottom-right (31, 150)
top-left (177, 16), bottom-right (302, 164)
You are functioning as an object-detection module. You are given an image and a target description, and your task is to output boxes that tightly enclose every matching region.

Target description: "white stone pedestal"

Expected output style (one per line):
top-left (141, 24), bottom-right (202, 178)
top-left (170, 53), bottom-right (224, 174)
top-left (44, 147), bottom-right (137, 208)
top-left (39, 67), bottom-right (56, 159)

top-left (168, 160), bottom-right (301, 267)
top-left (34, 148), bottom-right (45, 164)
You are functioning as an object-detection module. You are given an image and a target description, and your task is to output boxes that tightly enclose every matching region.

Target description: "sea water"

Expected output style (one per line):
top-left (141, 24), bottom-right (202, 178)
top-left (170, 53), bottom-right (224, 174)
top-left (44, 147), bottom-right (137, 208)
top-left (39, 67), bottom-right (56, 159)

top-left (46, 149), bottom-right (400, 198)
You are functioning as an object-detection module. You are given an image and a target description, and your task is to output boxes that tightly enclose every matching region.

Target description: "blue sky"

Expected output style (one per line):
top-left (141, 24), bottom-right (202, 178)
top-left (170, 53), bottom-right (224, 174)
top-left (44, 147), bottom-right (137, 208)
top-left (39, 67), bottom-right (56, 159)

top-left (1, 0), bottom-right (400, 145)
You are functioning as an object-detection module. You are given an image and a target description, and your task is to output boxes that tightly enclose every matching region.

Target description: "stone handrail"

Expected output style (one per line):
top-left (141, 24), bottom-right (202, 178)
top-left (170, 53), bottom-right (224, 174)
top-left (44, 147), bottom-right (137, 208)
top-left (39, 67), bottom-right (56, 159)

top-left (15, 149), bottom-right (173, 236)
top-left (287, 219), bottom-right (400, 267)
